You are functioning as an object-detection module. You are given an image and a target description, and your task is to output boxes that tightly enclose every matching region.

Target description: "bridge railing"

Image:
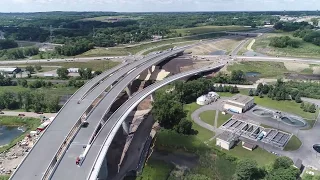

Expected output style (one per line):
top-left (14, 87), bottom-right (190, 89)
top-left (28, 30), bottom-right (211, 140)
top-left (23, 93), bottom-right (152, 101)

top-left (42, 91), bottom-right (107, 180)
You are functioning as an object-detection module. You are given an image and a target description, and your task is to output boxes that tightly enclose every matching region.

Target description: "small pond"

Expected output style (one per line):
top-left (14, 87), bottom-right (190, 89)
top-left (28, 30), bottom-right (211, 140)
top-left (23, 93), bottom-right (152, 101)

top-left (313, 144), bottom-right (320, 153)
top-left (0, 126), bottom-right (26, 146)
top-left (280, 116), bottom-right (307, 127)
top-left (246, 72), bottom-right (261, 77)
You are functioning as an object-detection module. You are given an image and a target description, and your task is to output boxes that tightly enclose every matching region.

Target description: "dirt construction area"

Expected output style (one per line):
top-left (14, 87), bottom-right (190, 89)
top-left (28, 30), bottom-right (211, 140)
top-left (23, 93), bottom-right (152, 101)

top-left (185, 38), bottom-right (244, 55)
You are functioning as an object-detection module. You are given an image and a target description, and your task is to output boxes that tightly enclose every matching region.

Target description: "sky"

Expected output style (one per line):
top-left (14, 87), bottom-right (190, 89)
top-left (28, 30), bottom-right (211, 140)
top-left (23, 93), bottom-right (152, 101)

top-left (0, 0), bottom-right (320, 12)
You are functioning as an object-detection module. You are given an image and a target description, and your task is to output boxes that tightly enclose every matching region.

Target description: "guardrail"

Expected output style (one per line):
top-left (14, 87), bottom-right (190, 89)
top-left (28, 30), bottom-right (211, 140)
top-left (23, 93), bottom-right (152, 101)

top-left (42, 91), bottom-right (107, 180)
top-left (87, 64), bottom-right (225, 180)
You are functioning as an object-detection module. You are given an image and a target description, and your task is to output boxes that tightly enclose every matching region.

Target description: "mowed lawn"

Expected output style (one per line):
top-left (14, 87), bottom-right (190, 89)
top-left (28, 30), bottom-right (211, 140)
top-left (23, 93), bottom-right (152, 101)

top-left (221, 144), bottom-right (277, 167)
top-left (185, 103), bottom-right (215, 141)
top-left (284, 135), bottom-right (302, 151)
top-left (175, 26), bottom-right (252, 36)
top-left (199, 110), bottom-right (216, 126)
top-left (217, 112), bottom-right (232, 127)
top-left (254, 97), bottom-right (317, 119)
top-left (227, 61), bottom-right (289, 78)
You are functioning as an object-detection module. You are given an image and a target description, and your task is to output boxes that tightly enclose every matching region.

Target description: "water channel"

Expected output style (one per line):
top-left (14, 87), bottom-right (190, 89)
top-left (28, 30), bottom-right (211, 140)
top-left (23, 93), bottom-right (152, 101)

top-left (0, 126), bottom-right (26, 146)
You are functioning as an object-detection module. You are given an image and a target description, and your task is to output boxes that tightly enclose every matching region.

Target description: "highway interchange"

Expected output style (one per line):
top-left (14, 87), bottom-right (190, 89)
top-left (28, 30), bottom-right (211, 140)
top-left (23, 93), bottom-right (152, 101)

top-left (9, 28), bottom-right (320, 180)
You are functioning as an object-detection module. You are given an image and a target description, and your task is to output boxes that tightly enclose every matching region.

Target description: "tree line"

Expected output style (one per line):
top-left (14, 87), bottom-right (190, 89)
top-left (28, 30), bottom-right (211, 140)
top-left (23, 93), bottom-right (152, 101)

top-left (249, 79), bottom-right (317, 113)
top-left (0, 46), bottom-right (39, 60)
top-left (233, 157), bottom-right (300, 180)
top-left (269, 36), bottom-right (300, 48)
top-left (293, 29), bottom-right (320, 46)
top-left (0, 39), bottom-right (18, 50)
top-left (212, 70), bottom-right (251, 85)
top-left (0, 90), bottom-right (60, 113)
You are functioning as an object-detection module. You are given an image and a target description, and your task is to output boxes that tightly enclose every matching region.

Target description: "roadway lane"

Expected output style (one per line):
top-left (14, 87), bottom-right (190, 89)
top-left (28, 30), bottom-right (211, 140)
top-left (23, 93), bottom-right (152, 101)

top-left (9, 53), bottom-right (167, 180)
top-left (83, 64), bottom-right (225, 180)
top-left (0, 56), bottom-right (126, 65)
top-left (50, 49), bottom-right (186, 180)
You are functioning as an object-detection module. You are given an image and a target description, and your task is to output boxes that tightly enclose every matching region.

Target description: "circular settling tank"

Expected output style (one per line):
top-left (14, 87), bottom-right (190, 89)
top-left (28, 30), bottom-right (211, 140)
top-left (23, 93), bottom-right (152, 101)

top-left (280, 116), bottom-right (307, 127)
top-left (252, 109), bottom-right (273, 117)
top-left (313, 144), bottom-right (320, 153)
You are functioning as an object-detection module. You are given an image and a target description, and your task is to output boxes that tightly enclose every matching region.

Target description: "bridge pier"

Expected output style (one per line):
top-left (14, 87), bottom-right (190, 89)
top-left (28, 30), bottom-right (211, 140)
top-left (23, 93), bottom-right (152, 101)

top-left (122, 119), bottom-right (130, 135)
top-left (150, 92), bottom-right (155, 102)
top-left (97, 155), bottom-right (108, 180)
top-left (147, 67), bottom-right (153, 74)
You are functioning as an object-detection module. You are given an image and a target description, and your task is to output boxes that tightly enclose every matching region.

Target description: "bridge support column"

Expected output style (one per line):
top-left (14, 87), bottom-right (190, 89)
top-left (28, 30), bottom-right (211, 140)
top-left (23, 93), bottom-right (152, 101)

top-left (150, 92), bottom-right (155, 102)
top-left (147, 67), bottom-right (153, 74)
top-left (125, 85), bottom-right (132, 97)
top-left (122, 119), bottom-right (130, 135)
top-left (97, 155), bottom-right (108, 180)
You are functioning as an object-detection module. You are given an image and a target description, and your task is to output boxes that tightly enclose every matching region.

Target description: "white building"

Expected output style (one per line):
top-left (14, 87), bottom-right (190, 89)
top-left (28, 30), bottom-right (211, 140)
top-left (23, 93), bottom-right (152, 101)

top-left (68, 68), bottom-right (79, 73)
top-left (196, 92), bottom-right (220, 105)
top-left (216, 131), bottom-right (237, 150)
top-left (223, 94), bottom-right (254, 114)
top-left (0, 67), bottom-right (21, 74)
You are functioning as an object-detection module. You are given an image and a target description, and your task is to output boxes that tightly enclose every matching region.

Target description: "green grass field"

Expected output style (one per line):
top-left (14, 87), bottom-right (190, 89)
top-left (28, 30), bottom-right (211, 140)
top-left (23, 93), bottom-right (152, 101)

top-left (199, 110), bottom-right (216, 126)
top-left (137, 159), bottom-right (173, 180)
top-left (0, 175), bottom-right (10, 180)
top-left (4, 60), bottom-right (120, 71)
top-left (284, 135), bottom-right (302, 151)
top-left (0, 86), bottom-right (78, 96)
top-left (217, 112), bottom-right (232, 127)
top-left (0, 116), bottom-right (41, 153)
top-left (254, 97), bottom-right (317, 120)
top-left (252, 33), bottom-right (320, 59)
top-left (221, 144), bottom-right (277, 167)
top-left (227, 61), bottom-right (289, 78)
top-left (185, 103), bottom-right (215, 141)
top-left (175, 26), bottom-right (252, 36)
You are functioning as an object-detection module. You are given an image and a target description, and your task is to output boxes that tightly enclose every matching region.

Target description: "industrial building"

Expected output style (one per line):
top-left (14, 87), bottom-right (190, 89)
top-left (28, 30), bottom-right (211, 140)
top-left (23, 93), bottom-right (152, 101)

top-left (220, 117), bottom-right (291, 150)
top-left (224, 94), bottom-right (254, 113)
top-left (0, 67), bottom-right (21, 74)
top-left (216, 131), bottom-right (237, 150)
top-left (196, 92), bottom-right (219, 105)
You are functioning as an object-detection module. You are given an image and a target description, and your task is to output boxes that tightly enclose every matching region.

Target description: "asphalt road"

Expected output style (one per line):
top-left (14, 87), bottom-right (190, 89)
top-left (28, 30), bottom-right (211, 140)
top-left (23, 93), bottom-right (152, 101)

top-left (85, 64), bottom-right (225, 180)
top-left (0, 56), bottom-right (126, 65)
top-left (50, 48), bottom-right (186, 180)
top-left (0, 111), bottom-right (56, 118)
top-left (9, 53), bottom-right (162, 180)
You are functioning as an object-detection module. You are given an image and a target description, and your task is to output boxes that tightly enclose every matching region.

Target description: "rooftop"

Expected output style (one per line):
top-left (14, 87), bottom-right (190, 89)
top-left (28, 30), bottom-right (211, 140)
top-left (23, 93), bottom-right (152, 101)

top-left (217, 131), bottom-right (237, 142)
top-left (228, 94), bottom-right (254, 105)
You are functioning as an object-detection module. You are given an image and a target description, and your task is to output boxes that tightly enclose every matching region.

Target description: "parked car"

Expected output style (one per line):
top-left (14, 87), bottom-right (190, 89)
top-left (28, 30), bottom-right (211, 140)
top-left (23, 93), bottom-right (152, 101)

top-left (36, 112), bottom-right (44, 114)
top-left (0, 112), bottom-right (4, 114)
top-left (18, 114), bottom-right (25, 117)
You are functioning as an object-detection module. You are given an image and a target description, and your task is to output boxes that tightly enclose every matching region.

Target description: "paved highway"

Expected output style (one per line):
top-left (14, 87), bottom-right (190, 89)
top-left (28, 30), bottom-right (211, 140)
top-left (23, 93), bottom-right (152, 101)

top-left (9, 52), bottom-right (175, 180)
top-left (0, 56), bottom-right (126, 65)
top-left (86, 63), bottom-right (225, 180)
top-left (49, 48), bottom-right (185, 180)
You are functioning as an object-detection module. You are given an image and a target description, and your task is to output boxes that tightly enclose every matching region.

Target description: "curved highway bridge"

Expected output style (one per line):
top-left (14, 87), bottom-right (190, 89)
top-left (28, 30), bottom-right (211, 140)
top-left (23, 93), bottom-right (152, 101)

top-left (10, 48), bottom-right (185, 180)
